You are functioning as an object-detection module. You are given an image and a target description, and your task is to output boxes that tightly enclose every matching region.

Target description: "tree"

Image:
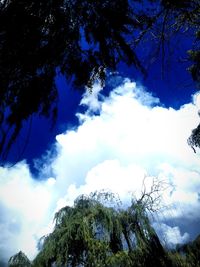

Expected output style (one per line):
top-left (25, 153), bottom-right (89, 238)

top-left (188, 123), bottom-right (200, 152)
top-left (0, 0), bottom-right (199, 159)
top-left (8, 251), bottom-right (31, 267)
top-left (31, 191), bottom-right (171, 267)
top-left (187, 30), bottom-right (200, 151)
top-left (8, 189), bottom-right (200, 266)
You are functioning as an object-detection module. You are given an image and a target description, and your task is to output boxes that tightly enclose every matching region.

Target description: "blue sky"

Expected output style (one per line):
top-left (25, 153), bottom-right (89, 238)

top-left (0, 16), bottom-right (200, 265)
top-left (0, 77), bottom-right (200, 263)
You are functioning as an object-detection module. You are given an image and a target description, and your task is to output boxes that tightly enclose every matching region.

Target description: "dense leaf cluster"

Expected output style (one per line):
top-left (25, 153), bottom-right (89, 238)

top-left (27, 192), bottom-right (169, 267)
top-left (8, 251), bottom-right (31, 267)
top-left (9, 192), bottom-right (200, 267)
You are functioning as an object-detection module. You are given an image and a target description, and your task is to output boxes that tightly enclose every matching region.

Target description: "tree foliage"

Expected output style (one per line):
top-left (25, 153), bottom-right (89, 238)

top-left (8, 251), bottom-right (31, 267)
top-left (187, 29), bottom-right (200, 151)
top-left (0, 0), bottom-right (199, 159)
top-left (32, 191), bottom-right (169, 267)
top-left (178, 234), bottom-right (200, 266)
top-left (188, 122), bottom-right (200, 152)
top-left (9, 190), bottom-right (200, 267)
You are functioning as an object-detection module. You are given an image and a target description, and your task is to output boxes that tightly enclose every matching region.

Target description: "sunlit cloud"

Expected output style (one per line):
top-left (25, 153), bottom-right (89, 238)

top-left (153, 222), bottom-right (190, 248)
top-left (0, 78), bottom-right (199, 263)
top-left (0, 162), bottom-right (55, 262)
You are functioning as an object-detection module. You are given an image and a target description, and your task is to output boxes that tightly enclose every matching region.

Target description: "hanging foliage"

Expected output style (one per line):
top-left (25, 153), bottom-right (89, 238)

top-left (32, 191), bottom-right (170, 267)
top-left (8, 190), bottom-right (200, 266)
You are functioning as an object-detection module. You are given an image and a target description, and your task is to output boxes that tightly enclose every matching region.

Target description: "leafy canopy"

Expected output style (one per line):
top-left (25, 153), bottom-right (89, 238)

top-left (9, 190), bottom-right (200, 266)
top-left (8, 251), bottom-right (31, 267)
top-left (32, 191), bottom-right (168, 267)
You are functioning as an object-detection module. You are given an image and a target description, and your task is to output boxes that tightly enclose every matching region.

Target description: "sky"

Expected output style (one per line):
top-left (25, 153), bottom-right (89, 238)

top-left (0, 12), bottom-right (200, 265)
top-left (0, 77), bottom-right (200, 264)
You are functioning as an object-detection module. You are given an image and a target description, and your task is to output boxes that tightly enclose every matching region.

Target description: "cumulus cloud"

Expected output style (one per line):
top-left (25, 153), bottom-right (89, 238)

top-left (0, 163), bottom-right (55, 262)
top-left (0, 78), bottom-right (200, 263)
top-left (153, 222), bottom-right (190, 249)
top-left (80, 83), bottom-right (103, 113)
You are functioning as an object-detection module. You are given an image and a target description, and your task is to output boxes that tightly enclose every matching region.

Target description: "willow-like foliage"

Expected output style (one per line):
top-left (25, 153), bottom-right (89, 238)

top-left (8, 191), bottom-right (200, 266)
top-left (33, 192), bottom-right (169, 267)
top-left (8, 251), bottom-right (31, 267)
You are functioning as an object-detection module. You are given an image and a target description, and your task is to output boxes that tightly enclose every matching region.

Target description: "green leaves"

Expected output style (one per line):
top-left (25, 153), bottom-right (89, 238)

top-left (8, 191), bottom-right (200, 266)
top-left (32, 192), bottom-right (166, 266)
top-left (8, 251), bottom-right (31, 267)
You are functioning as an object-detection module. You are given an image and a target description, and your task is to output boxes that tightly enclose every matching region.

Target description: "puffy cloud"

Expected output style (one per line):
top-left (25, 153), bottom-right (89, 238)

top-left (0, 78), bottom-right (200, 263)
top-left (194, 92), bottom-right (200, 109)
top-left (153, 222), bottom-right (190, 249)
top-left (0, 163), bottom-right (55, 262)
top-left (80, 83), bottom-right (103, 113)
top-left (52, 79), bottom-right (199, 208)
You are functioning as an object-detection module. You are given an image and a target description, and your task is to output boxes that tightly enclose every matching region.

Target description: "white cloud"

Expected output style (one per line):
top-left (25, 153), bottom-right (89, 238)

top-left (52, 79), bottom-right (200, 208)
top-left (193, 92), bottom-right (200, 109)
top-left (153, 222), bottom-right (190, 248)
top-left (0, 78), bottom-right (200, 263)
top-left (0, 163), bottom-right (55, 262)
top-left (80, 83), bottom-right (103, 113)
